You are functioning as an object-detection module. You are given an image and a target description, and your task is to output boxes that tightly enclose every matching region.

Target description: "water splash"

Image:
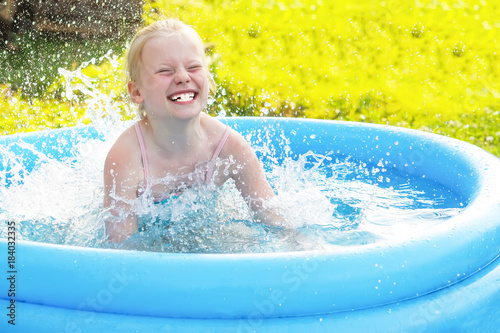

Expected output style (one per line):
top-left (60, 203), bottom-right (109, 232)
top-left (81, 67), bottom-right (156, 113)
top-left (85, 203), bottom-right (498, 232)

top-left (0, 134), bottom-right (464, 253)
top-left (58, 52), bottom-right (124, 135)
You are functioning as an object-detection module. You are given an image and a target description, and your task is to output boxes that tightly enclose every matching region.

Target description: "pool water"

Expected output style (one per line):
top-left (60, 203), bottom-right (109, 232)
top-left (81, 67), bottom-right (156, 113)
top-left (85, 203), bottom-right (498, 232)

top-left (0, 131), bottom-right (464, 253)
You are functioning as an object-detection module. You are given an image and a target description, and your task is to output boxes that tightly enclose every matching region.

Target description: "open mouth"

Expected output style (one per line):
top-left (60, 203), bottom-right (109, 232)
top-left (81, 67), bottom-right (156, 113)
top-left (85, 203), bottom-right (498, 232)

top-left (168, 91), bottom-right (197, 102)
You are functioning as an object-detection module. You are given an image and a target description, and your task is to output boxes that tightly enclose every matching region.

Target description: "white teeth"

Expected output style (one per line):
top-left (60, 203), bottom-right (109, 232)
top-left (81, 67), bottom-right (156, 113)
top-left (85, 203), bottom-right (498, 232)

top-left (170, 92), bottom-right (195, 101)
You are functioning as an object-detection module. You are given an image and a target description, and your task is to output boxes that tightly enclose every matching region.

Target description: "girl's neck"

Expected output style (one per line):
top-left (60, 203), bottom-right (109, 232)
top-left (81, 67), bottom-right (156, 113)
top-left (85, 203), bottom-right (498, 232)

top-left (142, 113), bottom-right (206, 155)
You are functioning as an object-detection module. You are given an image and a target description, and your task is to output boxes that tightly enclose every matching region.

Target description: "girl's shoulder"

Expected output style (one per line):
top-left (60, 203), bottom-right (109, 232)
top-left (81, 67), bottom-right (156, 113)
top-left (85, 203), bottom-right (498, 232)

top-left (104, 123), bottom-right (142, 171)
top-left (200, 113), bottom-right (226, 132)
top-left (201, 113), bottom-right (241, 139)
top-left (203, 120), bottom-right (252, 160)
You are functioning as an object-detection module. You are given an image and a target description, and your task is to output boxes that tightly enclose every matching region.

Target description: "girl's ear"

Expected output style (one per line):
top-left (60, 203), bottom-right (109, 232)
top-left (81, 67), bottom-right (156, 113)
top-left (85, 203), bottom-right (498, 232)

top-left (128, 81), bottom-right (144, 104)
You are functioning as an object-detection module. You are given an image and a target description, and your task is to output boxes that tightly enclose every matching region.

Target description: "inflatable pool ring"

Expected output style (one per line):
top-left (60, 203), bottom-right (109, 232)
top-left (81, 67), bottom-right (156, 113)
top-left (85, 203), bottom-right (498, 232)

top-left (0, 118), bottom-right (499, 332)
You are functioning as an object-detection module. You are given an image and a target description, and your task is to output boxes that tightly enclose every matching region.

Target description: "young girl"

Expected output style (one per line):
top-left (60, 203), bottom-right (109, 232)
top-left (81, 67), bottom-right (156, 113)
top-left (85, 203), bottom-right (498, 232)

top-left (103, 19), bottom-right (284, 244)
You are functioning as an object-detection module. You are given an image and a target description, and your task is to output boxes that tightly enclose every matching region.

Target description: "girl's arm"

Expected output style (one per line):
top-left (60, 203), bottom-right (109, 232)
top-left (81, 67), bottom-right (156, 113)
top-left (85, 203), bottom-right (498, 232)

top-left (226, 131), bottom-right (286, 227)
top-left (103, 137), bottom-right (141, 243)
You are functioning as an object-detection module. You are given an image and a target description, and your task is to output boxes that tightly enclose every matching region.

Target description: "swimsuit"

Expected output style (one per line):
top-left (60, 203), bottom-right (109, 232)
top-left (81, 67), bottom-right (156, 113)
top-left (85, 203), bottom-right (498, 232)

top-left (133, 122), bottom-right (231, 203)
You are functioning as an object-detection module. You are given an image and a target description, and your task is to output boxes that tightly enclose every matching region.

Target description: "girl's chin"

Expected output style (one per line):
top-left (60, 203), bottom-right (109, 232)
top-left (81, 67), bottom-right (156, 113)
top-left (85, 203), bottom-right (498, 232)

top-left (165, 105), bottom-right (205, 120)
top-left (145, 99), bottom-right (208, 120)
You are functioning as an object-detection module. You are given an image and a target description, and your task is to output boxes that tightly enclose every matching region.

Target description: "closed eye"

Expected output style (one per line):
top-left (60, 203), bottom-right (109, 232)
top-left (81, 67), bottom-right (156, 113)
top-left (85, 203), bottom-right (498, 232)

top-left (157, 68), bottom-right (173, 74)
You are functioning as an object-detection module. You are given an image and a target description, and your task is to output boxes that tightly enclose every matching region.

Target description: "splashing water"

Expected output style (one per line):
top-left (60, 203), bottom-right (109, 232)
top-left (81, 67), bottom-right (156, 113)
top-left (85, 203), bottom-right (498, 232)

top-left (265, 153), bottom-right (463, 248)
top-left (0, 134), bottom-right (464, 253)
top-left (0, 59), bottom-right (464, 253)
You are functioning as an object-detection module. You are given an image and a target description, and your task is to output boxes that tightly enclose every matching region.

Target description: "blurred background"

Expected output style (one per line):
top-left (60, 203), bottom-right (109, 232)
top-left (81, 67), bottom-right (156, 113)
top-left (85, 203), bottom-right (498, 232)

top-left (1, 0), bottom-right (498, 156)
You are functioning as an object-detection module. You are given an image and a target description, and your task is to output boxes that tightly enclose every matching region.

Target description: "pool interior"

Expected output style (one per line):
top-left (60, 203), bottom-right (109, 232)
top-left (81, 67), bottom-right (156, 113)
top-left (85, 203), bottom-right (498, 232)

top-left (0, 122), bottom-right (467, 253)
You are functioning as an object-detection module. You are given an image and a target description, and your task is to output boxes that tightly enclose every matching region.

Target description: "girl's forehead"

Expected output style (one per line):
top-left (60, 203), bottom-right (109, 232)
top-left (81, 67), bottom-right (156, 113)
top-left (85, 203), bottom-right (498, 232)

top-left (143, 34), bottom-right (203, 62)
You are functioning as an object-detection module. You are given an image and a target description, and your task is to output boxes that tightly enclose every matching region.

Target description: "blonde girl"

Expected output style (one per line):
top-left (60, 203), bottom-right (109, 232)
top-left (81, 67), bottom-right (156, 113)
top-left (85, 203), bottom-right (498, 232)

top-left (103, 19), bottom-right (283, 243)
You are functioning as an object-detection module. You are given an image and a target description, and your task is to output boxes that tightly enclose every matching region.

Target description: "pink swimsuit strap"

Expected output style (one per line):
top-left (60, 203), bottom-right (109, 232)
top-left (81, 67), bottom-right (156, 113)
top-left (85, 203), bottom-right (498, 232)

top-left (134, 122), bottom-right (150, 181)
top-left (205, 125), bottom-right (231, 184)
top-left (134, 122), bottom-right (231, 198)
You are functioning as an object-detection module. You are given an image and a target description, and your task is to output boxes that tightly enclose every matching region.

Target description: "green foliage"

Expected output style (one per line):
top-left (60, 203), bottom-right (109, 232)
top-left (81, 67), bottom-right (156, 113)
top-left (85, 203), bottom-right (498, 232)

top-left (0, 31), bottom-right (129, 97)
top-left (0, 0), bottom-right (498, 157)
top-left (0, 30), bottom-right (133, 131)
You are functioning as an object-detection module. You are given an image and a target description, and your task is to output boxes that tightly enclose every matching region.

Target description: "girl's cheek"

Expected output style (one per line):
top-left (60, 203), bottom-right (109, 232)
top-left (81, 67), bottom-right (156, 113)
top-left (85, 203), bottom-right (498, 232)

top-left (141, 75), bottom-right (161, 92)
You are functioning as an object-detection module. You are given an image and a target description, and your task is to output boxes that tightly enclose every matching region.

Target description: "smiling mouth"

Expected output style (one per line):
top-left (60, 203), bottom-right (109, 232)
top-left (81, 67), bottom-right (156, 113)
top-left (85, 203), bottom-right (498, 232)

top-left (168, 92), bottom-right (197, 102)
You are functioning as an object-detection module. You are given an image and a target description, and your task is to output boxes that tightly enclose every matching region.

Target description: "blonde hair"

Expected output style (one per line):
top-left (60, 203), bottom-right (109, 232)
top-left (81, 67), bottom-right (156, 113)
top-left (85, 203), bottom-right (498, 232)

top-left (125, 19), bottom-right (216, 119)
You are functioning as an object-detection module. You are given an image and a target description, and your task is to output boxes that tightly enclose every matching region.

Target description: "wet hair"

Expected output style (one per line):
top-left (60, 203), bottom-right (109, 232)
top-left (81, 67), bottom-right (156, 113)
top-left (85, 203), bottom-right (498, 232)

top-left (125, 18), bottom-right (216, 118)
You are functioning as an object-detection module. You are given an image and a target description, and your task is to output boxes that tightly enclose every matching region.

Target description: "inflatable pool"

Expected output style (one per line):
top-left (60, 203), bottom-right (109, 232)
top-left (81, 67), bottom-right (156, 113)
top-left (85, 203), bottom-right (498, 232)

top-left (1, 117), bottom-right (499, 332)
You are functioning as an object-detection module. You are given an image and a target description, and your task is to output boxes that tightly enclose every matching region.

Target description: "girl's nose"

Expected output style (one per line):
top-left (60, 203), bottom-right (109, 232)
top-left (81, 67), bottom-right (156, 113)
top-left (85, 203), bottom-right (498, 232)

top-left (175, 68), bottom-right (190, 84)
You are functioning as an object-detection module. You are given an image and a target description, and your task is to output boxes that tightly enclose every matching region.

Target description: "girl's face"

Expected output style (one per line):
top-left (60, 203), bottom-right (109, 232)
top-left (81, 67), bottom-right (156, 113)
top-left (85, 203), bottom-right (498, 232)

top-left (129, 34), bottom-right (209, 121)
